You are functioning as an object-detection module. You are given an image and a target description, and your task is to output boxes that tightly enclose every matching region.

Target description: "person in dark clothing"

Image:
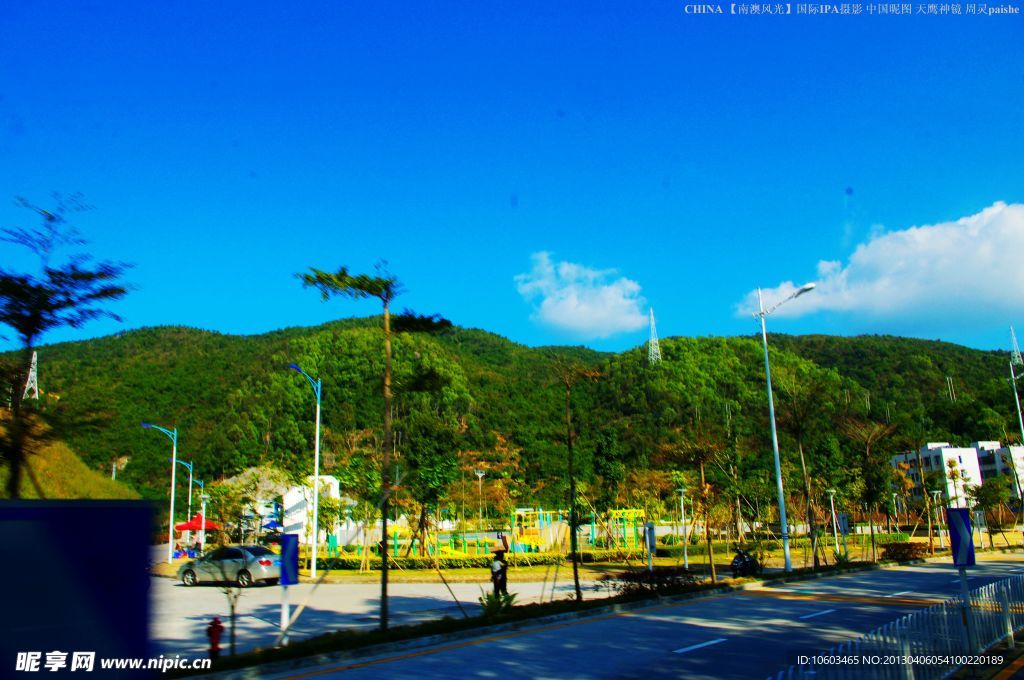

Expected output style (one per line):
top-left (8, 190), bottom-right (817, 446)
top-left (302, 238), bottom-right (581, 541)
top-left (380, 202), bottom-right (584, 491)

top-left (491, 549), bottom-right (508, 596)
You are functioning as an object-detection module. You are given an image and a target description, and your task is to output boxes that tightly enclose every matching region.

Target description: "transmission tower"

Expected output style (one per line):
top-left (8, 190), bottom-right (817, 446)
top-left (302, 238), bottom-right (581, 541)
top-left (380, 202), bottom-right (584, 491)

top-left (648, 309), bottom-right (662, 365)
top-left (1012, 326), bottom-right (1023, 367)
top-left (22, 351), bottom-right (39, 400)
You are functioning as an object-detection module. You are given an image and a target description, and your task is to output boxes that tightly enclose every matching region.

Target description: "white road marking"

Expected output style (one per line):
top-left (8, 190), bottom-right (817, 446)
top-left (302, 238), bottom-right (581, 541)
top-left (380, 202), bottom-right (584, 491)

top-left (672, 638), bottom-right (728, 654)
top-left (798, 609), bottom-right (836, 620)
top-left (885, 590), bottom-right (912, 597)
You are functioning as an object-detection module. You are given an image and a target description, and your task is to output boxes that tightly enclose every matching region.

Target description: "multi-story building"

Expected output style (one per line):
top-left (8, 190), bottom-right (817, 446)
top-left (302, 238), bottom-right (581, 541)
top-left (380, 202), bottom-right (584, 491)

top-left (975, 441), bottom-right (1024, 498)
top-left (891, 441), bottom-right (1024, 504)
top-left (891, 443), bottom-right (983, 506)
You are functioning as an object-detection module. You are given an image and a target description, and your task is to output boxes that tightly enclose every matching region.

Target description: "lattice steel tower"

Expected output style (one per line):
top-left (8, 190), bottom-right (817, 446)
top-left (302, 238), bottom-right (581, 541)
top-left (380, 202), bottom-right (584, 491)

top-left (22, 351), bottom-right (39, 400)
top-left (648, 309), bottom-right (662, 365)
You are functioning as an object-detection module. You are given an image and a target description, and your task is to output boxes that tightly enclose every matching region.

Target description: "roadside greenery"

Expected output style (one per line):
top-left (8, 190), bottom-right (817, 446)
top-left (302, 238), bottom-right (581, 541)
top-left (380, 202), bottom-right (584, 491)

top-left (4, 260), bottom-right (1021, 562)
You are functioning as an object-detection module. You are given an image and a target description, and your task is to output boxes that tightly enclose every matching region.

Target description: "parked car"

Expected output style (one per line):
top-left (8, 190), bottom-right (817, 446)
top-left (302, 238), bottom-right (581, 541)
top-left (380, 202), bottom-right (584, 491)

top-left (177, 545), bottom-right (281, 587)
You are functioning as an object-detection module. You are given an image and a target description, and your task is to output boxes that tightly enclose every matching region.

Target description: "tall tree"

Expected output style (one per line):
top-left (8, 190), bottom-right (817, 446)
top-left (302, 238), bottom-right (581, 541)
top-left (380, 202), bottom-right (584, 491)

top-left (776, 370), bottom-right (838, 569)
top-left (553, 357), bottom-right (600, 601)
top-left (298, 262), bottom-right (401, 630)
top-left (679, 430), bottom-right (725, 583)
top-left (840, 418), bottom-right (897, 561)
top-left (0, 194), bottom-right (129, 497)
top-left (967, 476), bottom-right (1011, 548)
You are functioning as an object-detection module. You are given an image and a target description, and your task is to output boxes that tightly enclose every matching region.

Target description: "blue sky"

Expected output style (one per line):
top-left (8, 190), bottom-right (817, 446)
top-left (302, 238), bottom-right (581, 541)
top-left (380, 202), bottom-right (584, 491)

top-left (1, 2), bottom-right (1023, 353)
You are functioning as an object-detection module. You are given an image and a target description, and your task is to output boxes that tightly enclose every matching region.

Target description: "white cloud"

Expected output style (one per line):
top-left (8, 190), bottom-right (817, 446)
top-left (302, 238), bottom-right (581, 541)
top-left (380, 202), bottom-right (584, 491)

top-left (515, 252), bottom-right (648, 338)
top-left (737, 202), bottom-right (1024, 325)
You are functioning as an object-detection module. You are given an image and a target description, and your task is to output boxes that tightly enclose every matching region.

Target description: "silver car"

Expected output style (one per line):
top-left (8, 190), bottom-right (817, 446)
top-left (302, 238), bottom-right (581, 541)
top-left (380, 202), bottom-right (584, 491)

top-left (177, 545), bottom-right (281, 587)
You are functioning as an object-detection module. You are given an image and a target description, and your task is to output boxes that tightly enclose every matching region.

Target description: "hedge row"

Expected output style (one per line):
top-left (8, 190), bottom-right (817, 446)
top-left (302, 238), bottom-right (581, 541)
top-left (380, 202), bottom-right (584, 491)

top-left (308, 534), bottom-right (910, 569)
top-left (309, 549), bottom-right (659, 570)
top-left (880, 541), bottom-right (929, 562)
top-left (311, 553), bottom-right (567, 570)
top-left (654, 533), bottom-right (910, 558)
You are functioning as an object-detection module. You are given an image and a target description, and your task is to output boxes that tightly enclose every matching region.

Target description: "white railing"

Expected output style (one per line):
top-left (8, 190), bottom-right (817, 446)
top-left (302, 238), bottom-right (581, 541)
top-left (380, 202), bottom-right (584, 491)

top-left (768, 573), bottom-right (1024, 680)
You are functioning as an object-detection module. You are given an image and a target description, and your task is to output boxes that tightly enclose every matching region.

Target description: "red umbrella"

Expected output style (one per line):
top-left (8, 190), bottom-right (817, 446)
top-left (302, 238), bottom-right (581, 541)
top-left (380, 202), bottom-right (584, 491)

top-left (174, 513), bottom-right (221, 531)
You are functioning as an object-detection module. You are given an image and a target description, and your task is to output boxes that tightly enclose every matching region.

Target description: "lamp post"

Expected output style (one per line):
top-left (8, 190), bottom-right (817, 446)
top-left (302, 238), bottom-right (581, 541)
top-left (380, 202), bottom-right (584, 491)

top-left (142, 422), bottom-right (178, 565)
top-left (474, 469), bottom-right (486, 530)
top-left (678, 487), bottom-right (689, 570)
top-left (1010, 327), bottom-right (1024, 447)
top-left (200, 492), bottom-right (210, 555)
top-left (754, 282), bottom-right (815, 572)
top-left (931, 489), bottom-right (945, 549)
top-left (170, 458), bottom-right (194, 545)
top-left (193, 479), bottom-right (204, 549)
top-left (827, 488), bottom-right (840, 553)
top-left (289, 363), bottom-right (322, 579)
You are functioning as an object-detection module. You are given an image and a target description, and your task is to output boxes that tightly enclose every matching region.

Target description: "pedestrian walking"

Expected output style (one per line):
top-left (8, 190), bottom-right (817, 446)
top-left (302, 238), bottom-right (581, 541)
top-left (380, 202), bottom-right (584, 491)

top-left (491, 549), bottom-right (508, 596)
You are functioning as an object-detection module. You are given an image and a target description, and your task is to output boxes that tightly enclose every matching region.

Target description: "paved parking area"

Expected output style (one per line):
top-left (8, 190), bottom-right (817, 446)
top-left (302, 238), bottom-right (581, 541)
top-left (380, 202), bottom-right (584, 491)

top-left (150, 576), bottom-right (602, 657)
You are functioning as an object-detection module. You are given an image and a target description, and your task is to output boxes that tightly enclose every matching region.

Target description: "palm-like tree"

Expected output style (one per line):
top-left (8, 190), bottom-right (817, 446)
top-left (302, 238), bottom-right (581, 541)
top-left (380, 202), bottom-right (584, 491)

top-left (299, 262), bottom-right (401, 630)
top-left (840, 418), bottom-right (897, 562)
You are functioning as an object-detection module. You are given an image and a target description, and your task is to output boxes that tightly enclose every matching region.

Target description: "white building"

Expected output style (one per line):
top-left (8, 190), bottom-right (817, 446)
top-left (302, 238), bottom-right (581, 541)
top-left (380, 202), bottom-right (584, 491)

top-left (891, 443), bottom-right (983, 506)
top-left (975, 441), bottom-right (1024, 498)
top-left (282, 475), bottom-right (341, 544)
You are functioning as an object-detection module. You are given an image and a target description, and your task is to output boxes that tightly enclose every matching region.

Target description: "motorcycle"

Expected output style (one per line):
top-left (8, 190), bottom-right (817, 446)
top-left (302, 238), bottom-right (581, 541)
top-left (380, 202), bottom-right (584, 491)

top-left (730, 548), bottom-right (761, 578)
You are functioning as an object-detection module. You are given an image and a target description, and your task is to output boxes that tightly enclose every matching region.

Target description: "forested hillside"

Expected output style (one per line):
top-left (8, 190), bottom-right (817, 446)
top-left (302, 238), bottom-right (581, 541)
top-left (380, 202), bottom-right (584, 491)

top-left (6, 319), bottom-right (1019, 523)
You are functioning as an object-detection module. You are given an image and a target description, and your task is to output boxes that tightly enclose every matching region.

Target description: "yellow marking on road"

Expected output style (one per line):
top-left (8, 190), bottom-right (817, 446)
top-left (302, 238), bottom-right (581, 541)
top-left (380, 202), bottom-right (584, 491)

top-left (739, 589), bottom-right (941, 608)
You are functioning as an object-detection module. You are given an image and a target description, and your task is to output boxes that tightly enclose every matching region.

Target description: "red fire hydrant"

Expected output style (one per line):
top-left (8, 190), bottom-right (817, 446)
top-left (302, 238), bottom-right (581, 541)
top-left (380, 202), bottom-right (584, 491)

top-left (206, 617), bottom-right (224, 660)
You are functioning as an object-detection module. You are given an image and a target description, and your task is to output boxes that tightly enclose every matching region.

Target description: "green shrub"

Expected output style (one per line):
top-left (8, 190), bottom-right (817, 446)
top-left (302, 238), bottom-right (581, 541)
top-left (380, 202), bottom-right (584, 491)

top-left (478, 591), bottom-right (517, 619)
top-left (313, 553), bottom-right (566, 571)
top-left (599, 566), bottom-right (701, 596)
top-left (880, 541), bottom-right (927, 562)
top-left (655, 542), bottom-right (735, 558)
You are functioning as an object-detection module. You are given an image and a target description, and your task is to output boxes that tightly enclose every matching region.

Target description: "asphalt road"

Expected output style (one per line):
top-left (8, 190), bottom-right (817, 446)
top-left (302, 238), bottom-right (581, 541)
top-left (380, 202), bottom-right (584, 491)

top-left (151, 576), bottom-right (603, 658)
top-left (244, 554), bottom-right (1024, 679)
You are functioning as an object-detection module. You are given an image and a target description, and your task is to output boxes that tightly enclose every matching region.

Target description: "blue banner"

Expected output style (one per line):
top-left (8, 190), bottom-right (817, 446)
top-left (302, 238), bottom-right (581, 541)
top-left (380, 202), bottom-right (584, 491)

top-left (947, 508), bottom-right (975, 567)
top-left (281, 533), bottom-right (299, 585)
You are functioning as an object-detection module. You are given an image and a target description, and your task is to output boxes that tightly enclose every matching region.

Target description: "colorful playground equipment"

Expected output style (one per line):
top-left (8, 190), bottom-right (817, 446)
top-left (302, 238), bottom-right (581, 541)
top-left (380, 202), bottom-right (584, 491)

top-left (602, 509), bottom-right (646, 549)
top-left (338, 507), bottom-right (651, 559)
top-left (511, 508), bottom-right (568, 552)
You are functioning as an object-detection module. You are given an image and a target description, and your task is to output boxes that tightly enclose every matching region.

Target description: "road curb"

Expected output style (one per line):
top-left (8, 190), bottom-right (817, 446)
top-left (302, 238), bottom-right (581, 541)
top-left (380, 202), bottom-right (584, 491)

top-left (189, 549), bottom-right (1024, 678)
top-left (190, 562), bottom-right (893, 678)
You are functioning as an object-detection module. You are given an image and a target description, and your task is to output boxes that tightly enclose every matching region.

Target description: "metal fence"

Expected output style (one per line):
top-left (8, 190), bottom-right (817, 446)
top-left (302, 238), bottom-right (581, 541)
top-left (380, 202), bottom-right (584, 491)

top-left (768, 573), bottom-right (1024, 680)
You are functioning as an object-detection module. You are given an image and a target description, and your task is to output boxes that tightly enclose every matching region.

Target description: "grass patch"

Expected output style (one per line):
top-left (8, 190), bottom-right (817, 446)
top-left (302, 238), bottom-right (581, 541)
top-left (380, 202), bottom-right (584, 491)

top-left (0, 432), bottom-right (138, 500)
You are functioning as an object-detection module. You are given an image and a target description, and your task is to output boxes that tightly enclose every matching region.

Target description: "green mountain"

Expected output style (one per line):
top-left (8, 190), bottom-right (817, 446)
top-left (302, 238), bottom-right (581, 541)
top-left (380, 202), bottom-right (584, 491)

top-left (6, 320), bottom-right (1019, 511)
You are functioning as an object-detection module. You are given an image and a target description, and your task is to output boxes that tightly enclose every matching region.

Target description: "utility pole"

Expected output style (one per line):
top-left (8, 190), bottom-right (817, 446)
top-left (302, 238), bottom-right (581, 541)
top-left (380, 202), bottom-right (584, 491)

top-left (474, 469), bottom-right (486, 529)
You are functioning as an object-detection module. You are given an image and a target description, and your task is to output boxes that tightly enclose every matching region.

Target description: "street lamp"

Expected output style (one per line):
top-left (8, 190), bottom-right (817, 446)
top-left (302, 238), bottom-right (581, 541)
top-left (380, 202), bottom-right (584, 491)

top-left (754, 282), bottom-right (815, 573)
top-left (142, 422), bottom-right (178, 565)
top-left (193, 479), bottom-right (204, 548)
top-left (931, 489), bottom-right (945, 549)
top-left (289, 363), bottom-right (322, 579)
top-left (200, 492), bottom-right (210, 555)
top-left (474, 469), bottom-right (486, 529)
top-left (826, 489), bottom-right (839, 553)
top-left (1010, 327), bottom-right (1024, 449)
top-left (677, 487), bottom-right (689, 570)
top-left (170, 458), bottom-right (195, 545)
